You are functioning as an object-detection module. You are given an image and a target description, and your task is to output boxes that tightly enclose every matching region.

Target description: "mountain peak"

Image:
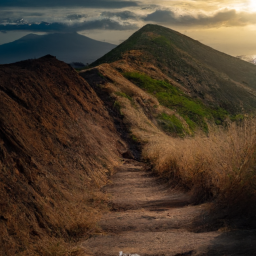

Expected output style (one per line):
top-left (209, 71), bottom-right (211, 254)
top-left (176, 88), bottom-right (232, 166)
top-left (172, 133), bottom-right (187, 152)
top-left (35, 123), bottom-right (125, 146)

top-left (40, 54), bottom-right (57, 59)
top-left (92, 24), bottom-right (256, 114)
top-left (21, 33), bottom-right (41, 40)
top-left (0, 32), bottom-right (116, 64)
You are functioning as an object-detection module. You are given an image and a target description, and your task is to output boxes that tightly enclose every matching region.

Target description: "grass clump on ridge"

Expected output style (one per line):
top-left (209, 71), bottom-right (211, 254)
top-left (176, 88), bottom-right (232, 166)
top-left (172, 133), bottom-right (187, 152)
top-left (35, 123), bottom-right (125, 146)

top-left (115, 91), bottom-right (133, 101)
top-left (157, 113), bottom-right (185, 137)
top-left (123, 71), bottom-right (229, 133)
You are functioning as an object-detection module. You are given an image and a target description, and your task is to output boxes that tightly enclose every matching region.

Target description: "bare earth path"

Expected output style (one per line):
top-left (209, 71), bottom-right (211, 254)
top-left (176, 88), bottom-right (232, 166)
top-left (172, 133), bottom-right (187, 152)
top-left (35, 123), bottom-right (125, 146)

top-left (81, 160), bottom-right (256, 256)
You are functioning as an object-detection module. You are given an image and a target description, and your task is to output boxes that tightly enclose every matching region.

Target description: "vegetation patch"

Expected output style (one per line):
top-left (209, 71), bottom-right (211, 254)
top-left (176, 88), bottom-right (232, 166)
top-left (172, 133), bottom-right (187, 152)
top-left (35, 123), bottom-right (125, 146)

top-left (157, 113), bottom-right (185, 137)
top-left (230, 113), bottom-right (245, 122)
top-left (113, 100), bottom-right (124, 117)
top-left (123, 72), bottom-right (230, 133)
top-left (115, 91), bottom-right (133, 101)
top-left (113, 101), bottom-right (122, 111)
top-left (131, 134), bottom-right (138, 143)
top-left (153, 36), bottom-right (172, 47)
top-left (210, 107), bottom-right (229, 125)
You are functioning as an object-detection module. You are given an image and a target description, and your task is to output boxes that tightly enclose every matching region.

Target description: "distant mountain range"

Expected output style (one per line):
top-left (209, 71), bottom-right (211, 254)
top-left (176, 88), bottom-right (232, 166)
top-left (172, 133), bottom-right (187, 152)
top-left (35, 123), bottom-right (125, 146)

top-left (0, 32), bottom-right (116, 65)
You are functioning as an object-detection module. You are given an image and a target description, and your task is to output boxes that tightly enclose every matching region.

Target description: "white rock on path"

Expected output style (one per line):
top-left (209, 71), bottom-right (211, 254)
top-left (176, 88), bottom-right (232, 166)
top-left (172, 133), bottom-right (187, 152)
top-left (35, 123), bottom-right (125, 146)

top-left (119, 251), bottom-right (140, 256)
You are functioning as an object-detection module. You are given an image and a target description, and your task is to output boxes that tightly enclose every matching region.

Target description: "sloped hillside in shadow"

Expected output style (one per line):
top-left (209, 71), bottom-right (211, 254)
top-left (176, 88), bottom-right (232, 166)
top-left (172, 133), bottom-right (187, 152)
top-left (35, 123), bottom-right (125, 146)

top-left (0, 55), bottom-right (128, 255)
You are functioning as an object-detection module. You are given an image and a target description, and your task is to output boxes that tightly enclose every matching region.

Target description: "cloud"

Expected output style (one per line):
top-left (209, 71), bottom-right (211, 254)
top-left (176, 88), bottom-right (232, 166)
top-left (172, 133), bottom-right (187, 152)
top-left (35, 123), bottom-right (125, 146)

top-left (66, 14), bottom-right (87, 21)
top-left (0, 19), bottom-right (138, 32)
top-left (0, 18), bottom-right (12, 23)
top-left (0, 10), bottom-right (45, 21)
top-left (101, 11), bottom-right (140, 20)
top-left (0, 0), bottom-right (138, 8)
top-left (76, 19), bottom-right (138, 30)
top-left (144, 9), bottom-right (256, 27)
top-left (26, 12), bottom-right (44, 17)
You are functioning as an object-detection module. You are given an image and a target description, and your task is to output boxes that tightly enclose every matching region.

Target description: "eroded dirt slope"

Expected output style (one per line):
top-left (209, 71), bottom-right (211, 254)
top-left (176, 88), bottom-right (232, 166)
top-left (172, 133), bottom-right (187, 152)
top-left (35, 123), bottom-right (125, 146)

top-left (0, 56), bottom-right (128, 254)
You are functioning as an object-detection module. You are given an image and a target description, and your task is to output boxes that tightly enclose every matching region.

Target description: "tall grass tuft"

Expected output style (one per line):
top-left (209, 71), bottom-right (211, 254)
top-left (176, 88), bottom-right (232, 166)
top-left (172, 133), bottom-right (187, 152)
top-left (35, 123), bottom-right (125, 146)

top-left (143, 118), bottom-right (256, 220)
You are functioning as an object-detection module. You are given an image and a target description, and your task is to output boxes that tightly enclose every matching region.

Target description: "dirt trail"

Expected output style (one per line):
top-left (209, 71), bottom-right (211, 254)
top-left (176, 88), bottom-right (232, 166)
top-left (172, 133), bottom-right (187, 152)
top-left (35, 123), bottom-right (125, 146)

top-left (81, 161), bottom-right (256, 256)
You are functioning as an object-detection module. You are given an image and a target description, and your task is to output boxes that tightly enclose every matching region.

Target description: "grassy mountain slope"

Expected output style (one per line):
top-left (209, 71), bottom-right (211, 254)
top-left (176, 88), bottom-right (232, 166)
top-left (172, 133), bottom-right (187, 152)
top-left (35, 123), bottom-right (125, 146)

top-left (80, 24), bottom-right (256, 225)
top-left (80, 58), bottom-right (256, 232)
top-left (92, 24), bottom-right (256, 114)
top-left (0, 32), bottom-right (116, 64)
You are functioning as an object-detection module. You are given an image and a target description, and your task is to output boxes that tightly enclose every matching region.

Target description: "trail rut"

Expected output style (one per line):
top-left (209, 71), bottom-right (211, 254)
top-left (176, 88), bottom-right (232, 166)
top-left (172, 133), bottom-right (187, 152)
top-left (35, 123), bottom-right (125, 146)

top-left (81, 160), bottom-right (256, 256)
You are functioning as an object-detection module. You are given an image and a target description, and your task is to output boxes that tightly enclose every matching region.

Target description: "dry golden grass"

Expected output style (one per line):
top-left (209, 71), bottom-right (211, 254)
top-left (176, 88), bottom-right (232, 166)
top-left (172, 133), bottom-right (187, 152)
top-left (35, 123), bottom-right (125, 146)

top-left (0, 57), bottom-right (126, 255)
top-left (142, 119), bottom-right (256, 216)
top-left (16, 237), bottom-right (88, 256)
top-left (0, 187), bottom-right (108, 256)
top-left (0, 161), bottom-right (111, 256)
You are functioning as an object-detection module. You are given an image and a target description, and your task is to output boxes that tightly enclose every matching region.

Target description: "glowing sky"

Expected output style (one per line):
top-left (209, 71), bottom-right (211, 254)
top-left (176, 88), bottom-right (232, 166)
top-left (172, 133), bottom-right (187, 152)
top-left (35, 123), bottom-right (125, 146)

top-left (0, 0), bottom-right (256, 56)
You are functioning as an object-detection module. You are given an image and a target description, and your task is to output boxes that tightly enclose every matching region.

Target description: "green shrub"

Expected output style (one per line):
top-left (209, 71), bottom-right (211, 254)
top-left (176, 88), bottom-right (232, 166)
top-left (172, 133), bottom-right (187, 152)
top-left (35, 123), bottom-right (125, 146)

top-left (113, 101), bottom-right (124, 116)
top-left (113, 101), bottom-right (121, 110)
top-left (157, 113), bottom-right (185, 136)
top-left (230, 114), bottom-right (245, 122)
top-left (210, 107), bottom-right (229, 125)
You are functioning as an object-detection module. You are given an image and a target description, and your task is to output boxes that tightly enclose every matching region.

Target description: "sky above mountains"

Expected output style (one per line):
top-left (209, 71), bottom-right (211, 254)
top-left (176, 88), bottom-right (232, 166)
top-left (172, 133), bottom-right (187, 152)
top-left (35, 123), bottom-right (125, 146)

top-left (1, 0), bottom-right (256, 56)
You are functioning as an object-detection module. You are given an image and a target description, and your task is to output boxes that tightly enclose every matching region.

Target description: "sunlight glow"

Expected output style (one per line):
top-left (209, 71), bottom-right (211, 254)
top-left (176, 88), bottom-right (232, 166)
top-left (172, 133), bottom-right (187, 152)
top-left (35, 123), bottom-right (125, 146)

top-left (249, 0), bottom-right (256, 11)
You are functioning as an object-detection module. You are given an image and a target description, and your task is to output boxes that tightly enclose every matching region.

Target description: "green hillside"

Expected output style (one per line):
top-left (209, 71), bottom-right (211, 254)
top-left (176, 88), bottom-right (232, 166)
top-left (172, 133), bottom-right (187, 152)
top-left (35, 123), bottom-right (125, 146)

top-left (92, 24), bottom-right (256, 115)
top-left (123, 71), bottom-right (229, 133)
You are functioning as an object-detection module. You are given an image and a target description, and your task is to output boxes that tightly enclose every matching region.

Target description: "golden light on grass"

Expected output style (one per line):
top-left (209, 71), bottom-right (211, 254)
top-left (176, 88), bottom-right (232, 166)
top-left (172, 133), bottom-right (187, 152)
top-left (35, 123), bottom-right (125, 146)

top-left (142, 118), bottom-right (256, 212)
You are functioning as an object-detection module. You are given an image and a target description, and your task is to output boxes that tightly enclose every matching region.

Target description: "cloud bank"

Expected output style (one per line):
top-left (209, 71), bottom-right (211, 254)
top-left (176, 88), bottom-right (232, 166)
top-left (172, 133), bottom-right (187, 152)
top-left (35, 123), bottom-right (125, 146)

top-left (0, 19), bottom-right (138, 32)
top-left (144, 9), bottom-right (256, 27)
top-left (0, 0), bottom-right (138, 8)
top-left (1, 1), bottom-right (256, 35)
top-left (101, 11), bottom-right (140, 20)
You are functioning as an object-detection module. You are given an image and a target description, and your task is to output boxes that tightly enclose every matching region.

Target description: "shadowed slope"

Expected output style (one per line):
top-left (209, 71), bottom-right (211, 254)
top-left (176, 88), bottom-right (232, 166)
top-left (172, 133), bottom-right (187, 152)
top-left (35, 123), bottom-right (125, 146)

top-left (0, 55), bottom-right (127, 255)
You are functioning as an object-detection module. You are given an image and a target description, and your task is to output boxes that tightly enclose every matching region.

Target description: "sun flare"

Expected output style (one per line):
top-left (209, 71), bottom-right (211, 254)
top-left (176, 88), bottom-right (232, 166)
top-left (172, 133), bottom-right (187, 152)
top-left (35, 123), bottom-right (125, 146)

top-left (249, 0), bottom-right (256, 11)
